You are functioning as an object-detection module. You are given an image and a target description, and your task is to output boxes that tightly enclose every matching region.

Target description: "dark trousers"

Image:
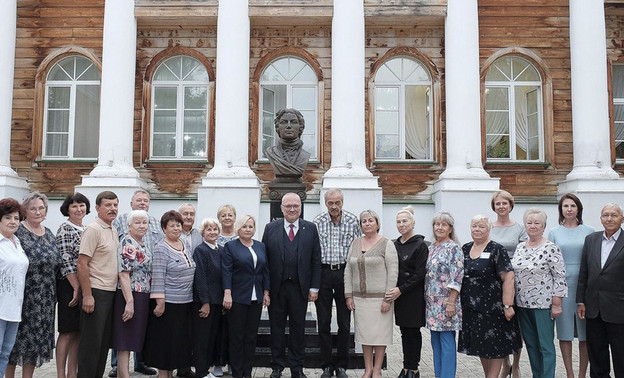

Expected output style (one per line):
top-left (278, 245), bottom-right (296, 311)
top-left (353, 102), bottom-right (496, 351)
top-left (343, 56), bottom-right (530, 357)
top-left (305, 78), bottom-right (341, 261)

top-left (586, 314), bottom-right (624, 378)
top-left (214, 312), bottom-right (229, 367)
top-left (269, 280), bottom-right (307, 373)
top-left (110, 350), bottom-right (146, 369)
top-left (314, 267), bottom-right (350, 369)
top-left (193, 302), bottom-right (223, 377)
top-left (227, 301), bottom-right (262, 378)
top-left (400, 326), bottom-right (422, 370)
top-left (77, 288), bottom-right (115, 378)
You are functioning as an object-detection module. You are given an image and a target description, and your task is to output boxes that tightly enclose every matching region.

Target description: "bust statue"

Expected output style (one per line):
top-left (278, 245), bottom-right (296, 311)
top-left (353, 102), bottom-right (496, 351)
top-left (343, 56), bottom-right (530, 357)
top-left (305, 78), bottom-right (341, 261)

top-left (265, 108), bottom-right (311, 183)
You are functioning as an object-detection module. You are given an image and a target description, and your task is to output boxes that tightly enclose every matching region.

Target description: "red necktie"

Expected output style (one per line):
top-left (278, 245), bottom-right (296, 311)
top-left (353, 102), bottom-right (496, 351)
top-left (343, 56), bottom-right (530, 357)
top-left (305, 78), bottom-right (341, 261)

top-left (288, 223), bottom-right (295, 241)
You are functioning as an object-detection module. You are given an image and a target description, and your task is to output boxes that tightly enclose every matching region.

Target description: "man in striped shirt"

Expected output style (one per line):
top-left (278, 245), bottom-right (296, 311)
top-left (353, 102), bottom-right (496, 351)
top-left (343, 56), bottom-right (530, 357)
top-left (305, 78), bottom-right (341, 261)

top-left (313, 189), bottom-right (362, 378)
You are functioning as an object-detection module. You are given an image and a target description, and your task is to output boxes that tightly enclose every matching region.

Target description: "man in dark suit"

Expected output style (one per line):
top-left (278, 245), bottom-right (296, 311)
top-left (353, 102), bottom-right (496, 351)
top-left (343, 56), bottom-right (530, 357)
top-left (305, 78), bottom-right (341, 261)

top-left (262, 192), bottom-right (322, 378)
top-left (577, 203), bottom-right (624, 378)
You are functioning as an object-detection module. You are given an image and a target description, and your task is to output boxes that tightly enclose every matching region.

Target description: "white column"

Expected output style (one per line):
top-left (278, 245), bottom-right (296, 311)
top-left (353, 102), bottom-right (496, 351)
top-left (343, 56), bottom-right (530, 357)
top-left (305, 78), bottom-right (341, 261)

top-left (199, 0), bottom-right (260, 223)
top-left (441, 0), bottom-right (489, 180)
top-left (321, 0), bottom-right (381, 221)
top-left (433, 0), bottom-right (498, 237)
top-left (557, 0), bottom-right (624, 211)
top-left (566, 0), bottom-right (619, 181)
top-left (77, 0), bottom-right (144, 202)
top-left (0, 0), bottom-right (29, 199)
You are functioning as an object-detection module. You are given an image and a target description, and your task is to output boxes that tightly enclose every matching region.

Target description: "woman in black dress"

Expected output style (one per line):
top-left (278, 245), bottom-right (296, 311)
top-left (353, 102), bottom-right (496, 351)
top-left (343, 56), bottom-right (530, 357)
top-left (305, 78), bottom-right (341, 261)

top-left (385, 206), bottom-right (428, 378)
top-left (458, 215), bottom-right (521, 378)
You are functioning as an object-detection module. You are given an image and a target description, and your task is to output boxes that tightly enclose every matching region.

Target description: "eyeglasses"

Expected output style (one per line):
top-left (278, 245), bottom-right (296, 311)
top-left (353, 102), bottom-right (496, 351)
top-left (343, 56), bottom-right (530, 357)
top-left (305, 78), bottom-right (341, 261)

top-left (281, 205), bottom-right (301, 210)
top-left (27, 206), bottom-right (46, 213)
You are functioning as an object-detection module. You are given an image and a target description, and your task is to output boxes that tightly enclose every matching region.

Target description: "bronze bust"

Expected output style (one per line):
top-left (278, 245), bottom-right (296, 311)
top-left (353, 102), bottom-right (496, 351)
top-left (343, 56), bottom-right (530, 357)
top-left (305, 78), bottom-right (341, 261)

top-left (265, 108), bottom-right (311, 183)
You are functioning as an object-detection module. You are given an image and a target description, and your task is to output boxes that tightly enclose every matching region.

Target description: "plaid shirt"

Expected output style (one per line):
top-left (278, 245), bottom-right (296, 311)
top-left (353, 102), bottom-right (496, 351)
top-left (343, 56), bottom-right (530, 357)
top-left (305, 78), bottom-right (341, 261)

top-left (112, 213), bottom-right (164, 253)
top-left (56, 221), bottom-right (86, 277)
top-left (313, 210), bottom-right (362, 265)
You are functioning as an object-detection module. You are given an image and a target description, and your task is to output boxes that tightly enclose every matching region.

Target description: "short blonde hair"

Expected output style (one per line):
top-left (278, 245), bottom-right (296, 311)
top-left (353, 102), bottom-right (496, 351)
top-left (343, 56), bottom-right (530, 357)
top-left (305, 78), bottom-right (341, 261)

top-left (491, 190), bottom-right (515, 212)
top-left (234, 214), bottom-right (255, 235)
top-left (470, 214), bottom-right (491, 231)
top-left (523, 207), bottom-right (547, 226)
top-left (396, 205), bottom-right (415, 222)
top-left (199, 218), bottom-right (221, 234)
top-left (217, 204), bottom-right (237, 218)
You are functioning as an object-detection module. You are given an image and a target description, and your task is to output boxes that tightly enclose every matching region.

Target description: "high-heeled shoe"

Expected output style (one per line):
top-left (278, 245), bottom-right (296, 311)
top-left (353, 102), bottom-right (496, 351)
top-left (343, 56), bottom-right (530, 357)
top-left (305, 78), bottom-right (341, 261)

top-left (405, 370), bottom-right (420, 378)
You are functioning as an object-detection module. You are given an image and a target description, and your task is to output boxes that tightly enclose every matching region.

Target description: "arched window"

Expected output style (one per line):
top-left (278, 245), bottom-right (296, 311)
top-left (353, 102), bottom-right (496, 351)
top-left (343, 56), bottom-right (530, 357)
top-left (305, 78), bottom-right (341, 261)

top-left (485, 56), bottom-right (543, 161)
top-left (43, 56), bottom-right (100, 159)
top-left (151, 56), bottom-right (210, 159)
top-left (372, 57), bottom-right (433, 160)
top-left (612, 64), bottom-right (624, 160)
top-left (259, 56), bottom-right (318, 160)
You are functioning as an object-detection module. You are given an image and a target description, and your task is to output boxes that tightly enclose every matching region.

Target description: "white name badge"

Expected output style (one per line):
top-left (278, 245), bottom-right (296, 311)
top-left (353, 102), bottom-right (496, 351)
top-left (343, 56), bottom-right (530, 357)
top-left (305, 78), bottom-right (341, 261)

top-left (480, 252), bottom-right (491, 259)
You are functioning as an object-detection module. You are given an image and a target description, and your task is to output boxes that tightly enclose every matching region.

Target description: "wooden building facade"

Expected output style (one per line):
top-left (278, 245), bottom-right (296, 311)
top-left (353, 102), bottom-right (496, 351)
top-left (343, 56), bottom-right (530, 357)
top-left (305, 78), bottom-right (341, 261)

top-left (2, 0), bottom-right (624, 237)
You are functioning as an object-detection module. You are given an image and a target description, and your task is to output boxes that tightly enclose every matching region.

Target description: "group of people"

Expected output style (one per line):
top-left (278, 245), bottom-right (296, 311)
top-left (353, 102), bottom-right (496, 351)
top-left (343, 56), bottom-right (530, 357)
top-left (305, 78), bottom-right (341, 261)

top-left (0, 188), bottom-right (623, 378)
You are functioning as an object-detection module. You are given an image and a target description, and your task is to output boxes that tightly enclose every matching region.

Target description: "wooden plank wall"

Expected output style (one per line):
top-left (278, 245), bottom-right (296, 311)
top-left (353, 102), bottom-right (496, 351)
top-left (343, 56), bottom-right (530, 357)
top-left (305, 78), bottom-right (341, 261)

top-left (478, 0), bottom-right (572, 198)
top-left (13, 0), bottom-right (105, 196)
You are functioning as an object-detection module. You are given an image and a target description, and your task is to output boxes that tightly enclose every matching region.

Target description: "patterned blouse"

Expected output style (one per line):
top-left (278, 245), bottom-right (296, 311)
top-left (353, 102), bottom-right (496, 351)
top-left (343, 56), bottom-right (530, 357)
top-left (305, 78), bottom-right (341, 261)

top-left (425, 240), bottom-right (464, 331)
top-left (511, 240), bottom-right (567, 309)
top-left (150, 239), bottom-right (196, 304)
top-left (56, 221), bottom-right (85, 278)
top-left (117, 235), bottom-right (152, 293)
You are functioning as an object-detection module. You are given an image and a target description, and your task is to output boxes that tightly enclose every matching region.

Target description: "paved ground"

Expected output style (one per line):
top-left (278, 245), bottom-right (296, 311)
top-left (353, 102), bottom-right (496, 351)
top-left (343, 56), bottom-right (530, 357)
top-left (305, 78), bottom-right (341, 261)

top-left (17, 323), bottom-right (589, 378)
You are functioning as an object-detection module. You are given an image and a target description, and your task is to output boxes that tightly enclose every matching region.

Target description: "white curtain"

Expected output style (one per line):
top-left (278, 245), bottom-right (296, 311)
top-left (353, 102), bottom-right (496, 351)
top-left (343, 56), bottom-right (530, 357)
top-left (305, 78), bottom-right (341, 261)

top-left (404, 86), bottom-right (429, 159)
top-left (485, 87), bottom-right (509, 150)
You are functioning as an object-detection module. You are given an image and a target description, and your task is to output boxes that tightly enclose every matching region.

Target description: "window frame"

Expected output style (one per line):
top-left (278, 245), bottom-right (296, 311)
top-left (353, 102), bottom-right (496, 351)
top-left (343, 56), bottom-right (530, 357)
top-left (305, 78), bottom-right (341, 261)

top-left (612, 63), bottom-right (624, 161)
top-left (371, 57), bottom-right (434, 162)
top-left (480, 48), bottom-right (554, 167)
top-left (33, 48), bottom-right (103, 163)
top-left (142, 47), bottom-right (215, 165)
top-left (251, 47), bottom-right (324, 167)
top-left (257, 56), bottom-right (320, 162)
top-left (149, 56), bottom-right (211, 161)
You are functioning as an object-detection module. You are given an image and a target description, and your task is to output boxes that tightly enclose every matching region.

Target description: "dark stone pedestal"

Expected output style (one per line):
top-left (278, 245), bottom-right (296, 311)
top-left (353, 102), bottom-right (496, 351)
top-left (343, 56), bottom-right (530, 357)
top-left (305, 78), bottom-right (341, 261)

top-left (268, 183), bottom-right (307, 221)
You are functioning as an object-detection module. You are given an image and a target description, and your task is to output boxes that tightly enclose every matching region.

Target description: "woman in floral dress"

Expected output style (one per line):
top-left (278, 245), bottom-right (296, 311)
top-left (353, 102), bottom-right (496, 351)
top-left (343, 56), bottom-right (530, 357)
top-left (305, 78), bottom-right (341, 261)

top-left (6, 192), bottom-right (60, 378)
top-left (425, 212), bottom-right (463, 378)
top-left (111, 210), bottom-right (152, 378)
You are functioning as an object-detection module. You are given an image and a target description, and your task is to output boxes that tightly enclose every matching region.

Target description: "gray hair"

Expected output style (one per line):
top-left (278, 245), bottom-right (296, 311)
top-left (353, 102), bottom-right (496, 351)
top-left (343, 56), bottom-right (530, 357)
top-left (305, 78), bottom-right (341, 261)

top-left (131, 189), bottom-right (150, 201)
top-left (324, 188), bottom-right (344, 201)
top-left (199, 217), bottom-right (222, 234)
top-left (602, 203), bottom-right (624, 216)
top-left (470, 214), bottom-right (492, 231)
top-left (523, 207), bottom-right (547, 226)
top-left (431, 211), bottom-right (459, 244)
top-left (234, 214), bottom-right (256, 235)
top-left (22, 191), bottom-right (49, 212)
top-left (178, 202), bottom-right (196, 212)
top-left (127, 210), bottom-right (149, 225)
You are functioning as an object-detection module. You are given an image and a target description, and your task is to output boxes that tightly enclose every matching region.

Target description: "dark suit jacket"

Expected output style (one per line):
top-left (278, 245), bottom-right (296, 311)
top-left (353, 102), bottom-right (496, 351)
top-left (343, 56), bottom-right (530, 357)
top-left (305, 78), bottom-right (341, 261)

top-left (192, 242), bottom-right (223, 305)
top-left (577, 229), bottom-right (624, 323)
top-left (261, 218), bottom-right (322, 300)
top-left (221, 239), bottom-right (270, 305)
top-left (393, 234), bottom-right (428, 328)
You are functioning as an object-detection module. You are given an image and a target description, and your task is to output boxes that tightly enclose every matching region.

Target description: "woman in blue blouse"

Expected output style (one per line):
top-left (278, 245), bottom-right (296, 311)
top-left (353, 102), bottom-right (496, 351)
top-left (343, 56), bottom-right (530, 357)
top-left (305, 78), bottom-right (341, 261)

top-left (222, 215), bottom-right (270, 378)
top-left (548, 194), bottom-right (593, 378)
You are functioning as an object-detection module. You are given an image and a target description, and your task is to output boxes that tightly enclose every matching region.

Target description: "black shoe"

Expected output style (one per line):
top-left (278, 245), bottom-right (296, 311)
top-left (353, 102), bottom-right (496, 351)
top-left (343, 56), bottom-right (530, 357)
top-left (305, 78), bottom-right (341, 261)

top-left (336, 367), bottom-right (348, 378)
top-left (321, 367), bottom-right (333, 378)
top-left (176, 368), bottom-right (196, 378)
top-left (108, 367), bottom-right (117, 377)
top-left (135, 365), bottom-right (157, 375)
top-left (397, 369), bottom-right (405, 378)
top-left (291, 371), bottom-right (308, 378)
top-left (269, 369), bottom-right (282, 378)
top-left (405, 370), bottom-right (420, 378)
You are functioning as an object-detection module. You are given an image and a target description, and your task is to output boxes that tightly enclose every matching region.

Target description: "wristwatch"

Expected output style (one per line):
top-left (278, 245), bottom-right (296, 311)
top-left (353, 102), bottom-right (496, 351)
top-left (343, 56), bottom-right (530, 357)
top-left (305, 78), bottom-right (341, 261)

top-left (503, 304), bottom-right (512, 309)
